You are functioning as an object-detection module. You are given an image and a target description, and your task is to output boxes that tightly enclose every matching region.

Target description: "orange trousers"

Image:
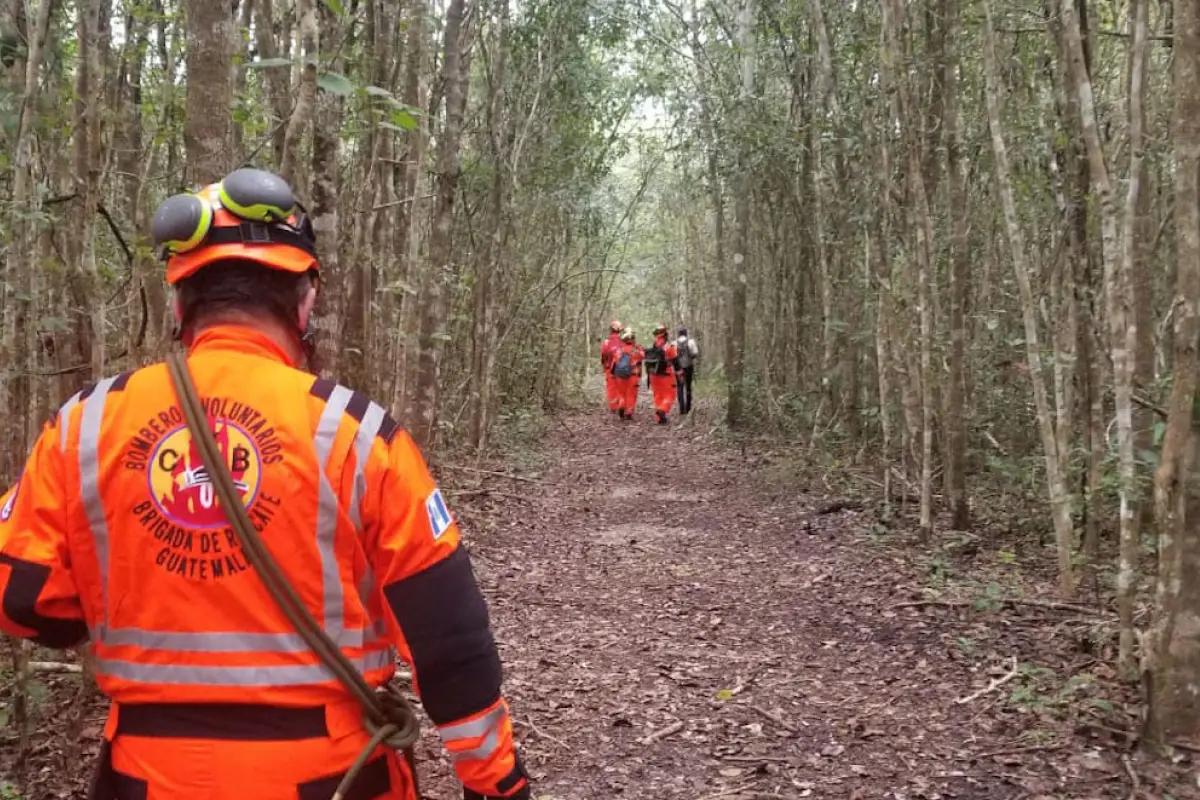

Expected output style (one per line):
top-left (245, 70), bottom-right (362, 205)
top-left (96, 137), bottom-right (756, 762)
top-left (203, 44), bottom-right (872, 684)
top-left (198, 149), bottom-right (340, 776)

top-left (649, 373), bottom-right (676, 415)
top-left (99, 701), bottom-right (416, 800)
top-left (617, 376), bottom-right (640, 417)
top-left (605, 373), bottom-right (622, 412)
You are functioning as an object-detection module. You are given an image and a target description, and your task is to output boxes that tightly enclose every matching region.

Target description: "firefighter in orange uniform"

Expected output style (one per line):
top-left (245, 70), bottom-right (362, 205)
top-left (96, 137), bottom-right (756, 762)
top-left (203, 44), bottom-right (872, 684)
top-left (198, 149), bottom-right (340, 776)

top-left (644, 325), bottom-right (678, 425)
top-left (600, 319), bottom-right (623, 414)
top-left (0, 169), bottom-right (531, 800)
top-left (613, 328), bottom-right (644, 421)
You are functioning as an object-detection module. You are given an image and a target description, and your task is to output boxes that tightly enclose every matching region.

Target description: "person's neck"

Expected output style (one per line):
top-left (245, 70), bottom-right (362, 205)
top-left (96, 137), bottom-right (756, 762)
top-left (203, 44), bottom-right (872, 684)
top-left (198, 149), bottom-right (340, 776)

top-left (190, 312), bottom-right (304, 366)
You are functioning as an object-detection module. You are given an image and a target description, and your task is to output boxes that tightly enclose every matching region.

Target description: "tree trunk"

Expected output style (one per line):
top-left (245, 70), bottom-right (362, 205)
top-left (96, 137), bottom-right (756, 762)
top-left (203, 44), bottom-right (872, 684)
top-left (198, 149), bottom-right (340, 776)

top-left (280, 0), bottom-right (318, 190)
top-left (880, 0), bottom-right (936, 541)
top-left (184, 0), bottom-right (236, 184)
top-left (727, 0), bottom-right (754, 427)
top-left (983, 0), bottom-right (1076, 595)
top-left (411, 0), bottom-right (472, 449)
top-left (0, 0), bottom-right (54, 482)
top-left (1146, 0), bottom-right (1200, 744)
top-left (1061, 0), bottom-right (1141, 660)
top-left (254, 0), bottom-right (292, 167)
top-left (309, 0), bottom-right (341, 379)
top-left (943, 0), bottom-right (969, 530)
top-left (469, 0), bottom-right (509, 452)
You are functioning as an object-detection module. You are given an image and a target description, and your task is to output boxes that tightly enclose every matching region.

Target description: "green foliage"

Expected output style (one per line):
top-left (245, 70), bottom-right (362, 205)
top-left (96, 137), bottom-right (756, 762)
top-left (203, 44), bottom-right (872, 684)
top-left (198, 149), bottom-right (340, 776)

top-left (316, 72), bottom-right (354, 96)
top-left (245, 57), bottom-right (293, 70)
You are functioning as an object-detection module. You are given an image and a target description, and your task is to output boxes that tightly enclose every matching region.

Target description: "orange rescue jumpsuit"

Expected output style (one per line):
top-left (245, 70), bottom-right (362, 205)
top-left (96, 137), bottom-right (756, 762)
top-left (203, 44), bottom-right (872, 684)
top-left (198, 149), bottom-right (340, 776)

top-left (615, 342), bottom-right (644, 419)
top-left (600, 332), bottom-right (623, 413)
top-left (647, 336), bottom-right (678, 420)
top-left (0, 325), bottom-right (529, 800)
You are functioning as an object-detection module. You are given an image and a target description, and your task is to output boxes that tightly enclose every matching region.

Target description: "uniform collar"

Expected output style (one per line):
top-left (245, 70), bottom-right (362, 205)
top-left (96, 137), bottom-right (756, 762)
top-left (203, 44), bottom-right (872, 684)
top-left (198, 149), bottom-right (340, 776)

top-left (189, 324), bottom-right (297, 368)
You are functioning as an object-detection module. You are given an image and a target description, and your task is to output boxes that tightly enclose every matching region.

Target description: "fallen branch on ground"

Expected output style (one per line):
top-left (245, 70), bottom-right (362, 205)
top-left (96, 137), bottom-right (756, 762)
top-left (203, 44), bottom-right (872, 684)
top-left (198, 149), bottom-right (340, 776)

top-left (445, 487), bottom-right (531, 502)
top-left (976, 741), bottom-right (1066, 759)
top-left (750, 704), bottom-right (798, 734)
top-left (814, 500), bottom-right (864, 515)
top-left (439, 464), bottom-right (552, 486)
top-left (722, 754), bottom-right (792, 764)
top-left (1123, 754), bottom-right (1139, 800)
top-left (697, 781), bottom-right (761, 800)
top-left (640, 720), bottom-right (684, 745)
top-left (956, 656), bottom-right (1019, 705)
top-left (893, 597), bottom-right (1115, 618)
top-left (28, 662), bottom-right (82, 674)
top-left (515, 716), bottom-right (572, 750)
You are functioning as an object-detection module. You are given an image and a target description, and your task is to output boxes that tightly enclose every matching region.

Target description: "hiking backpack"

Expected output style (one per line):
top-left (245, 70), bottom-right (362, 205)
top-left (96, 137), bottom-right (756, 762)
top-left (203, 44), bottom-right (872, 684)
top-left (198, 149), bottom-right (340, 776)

top-left (677, 337), bottom-right (697, 369)
top-left (643, 344), bottom-right (669, 376)
top-left (611, 350), bottom-right (634, 378)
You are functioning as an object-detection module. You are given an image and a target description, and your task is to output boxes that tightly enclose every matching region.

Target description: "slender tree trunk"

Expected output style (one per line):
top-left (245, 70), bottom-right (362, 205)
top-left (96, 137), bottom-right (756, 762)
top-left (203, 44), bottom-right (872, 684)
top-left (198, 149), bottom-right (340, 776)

top-left (309, 1), bottom-right (341, 379)
top-left (280, 0), bottom-right (318, 190)
top-left (183, 0), bottom-right (236, 184)
top-left (254, 0), bottom-right (292, 167)
top-left (1146, 0), bottom-right (1200, 744)
top-left (1061, 0), bottom-right (1141, 655)
top-left (1, 0), bottom-right (54, 478)
top-left (881, 0), bottom-right (936, 540)
top-left (983, 0), bottom-right (1076, 595)
top-left (411, 0), bottom-right (472, 448)
top-left (943, 0), bottom-right (969, 530)
top-left (470, 0), bottom-right (509, 452)
top-left (727, 0), bottom-right (754, 427)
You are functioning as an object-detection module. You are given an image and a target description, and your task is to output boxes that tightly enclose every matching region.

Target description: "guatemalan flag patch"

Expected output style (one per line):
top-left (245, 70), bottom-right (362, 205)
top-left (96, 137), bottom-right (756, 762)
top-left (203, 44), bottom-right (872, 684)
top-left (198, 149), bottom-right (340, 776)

top-left (425, 488), bottom-right (453, 540)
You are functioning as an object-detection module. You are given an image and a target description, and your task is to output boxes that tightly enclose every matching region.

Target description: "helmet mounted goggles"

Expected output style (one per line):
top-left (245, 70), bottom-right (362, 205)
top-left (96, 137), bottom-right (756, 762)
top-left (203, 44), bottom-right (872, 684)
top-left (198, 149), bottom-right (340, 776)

top-left (152, 168), bottom-right (319, 285)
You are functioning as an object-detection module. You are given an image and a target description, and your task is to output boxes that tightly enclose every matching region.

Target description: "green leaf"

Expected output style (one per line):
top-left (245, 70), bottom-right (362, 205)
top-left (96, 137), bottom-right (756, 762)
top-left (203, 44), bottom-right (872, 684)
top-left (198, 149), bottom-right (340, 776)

top-left (1091, 698), bottom-right (1114, 713)
top-left (715, 688), bottom-right (734, 702)
top-left (245, 57), bottom-right (293, 69)
top-left (365, 85), bottom-right (397, 100)
top-left (378, 122), bottom-right (409, 133)
top-left (322, 0), bottom-right (346, 13)
top-left (390, 109), bottom-right (419, 131)
top-left (317, 72), bottom-right (354, 96)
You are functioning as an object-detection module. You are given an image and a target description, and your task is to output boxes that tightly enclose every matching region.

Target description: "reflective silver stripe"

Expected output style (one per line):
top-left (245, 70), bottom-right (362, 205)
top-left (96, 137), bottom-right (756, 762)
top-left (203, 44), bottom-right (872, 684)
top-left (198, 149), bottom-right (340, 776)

top-left (58, 391), bottom-right (82, 452)
top-left (102, 627), bottom-right (327, 652)
top-left (79, 378), bottom-right (115, 623)
top-left (94, 625), bottom-right (390, 652)
top-left (438, 703), bottom-right (508, 743)
top-left (314, 386), bottom-right (352, 645)
top-left (450, 727), bottom-right (502, 763)
top-left (95, 647), bottom-right (394, 687)
top-left (350, 403), bottom-right (388, 641)
top-left (348, 401), bottom-right (386, 529)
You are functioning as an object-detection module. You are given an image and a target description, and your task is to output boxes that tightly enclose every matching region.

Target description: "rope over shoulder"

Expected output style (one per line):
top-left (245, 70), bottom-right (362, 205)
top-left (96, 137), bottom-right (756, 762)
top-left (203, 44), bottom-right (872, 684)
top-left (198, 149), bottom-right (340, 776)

top-left (164, 351), bottom-right (421, 800)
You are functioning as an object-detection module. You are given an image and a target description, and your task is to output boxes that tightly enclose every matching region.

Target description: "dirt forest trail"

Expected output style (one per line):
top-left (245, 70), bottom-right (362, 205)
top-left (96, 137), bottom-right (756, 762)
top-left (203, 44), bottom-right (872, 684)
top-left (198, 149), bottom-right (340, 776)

top-left (428, 396), bottom-right (1185, 800)
top-left (2, 395), bottom-right (1188, 799)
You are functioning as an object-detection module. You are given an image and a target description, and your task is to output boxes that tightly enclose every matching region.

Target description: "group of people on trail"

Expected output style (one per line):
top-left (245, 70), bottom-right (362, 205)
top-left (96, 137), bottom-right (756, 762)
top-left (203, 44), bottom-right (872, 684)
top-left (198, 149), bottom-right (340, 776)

top-left (600, 320), bottom-right (700, 424)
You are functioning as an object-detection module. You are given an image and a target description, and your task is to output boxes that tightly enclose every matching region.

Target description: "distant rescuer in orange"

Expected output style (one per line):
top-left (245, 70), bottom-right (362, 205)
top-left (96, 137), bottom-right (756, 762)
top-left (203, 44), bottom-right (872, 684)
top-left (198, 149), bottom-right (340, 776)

top-left (643, 324), bottom-right (678, 425)
top-left (600, 319), bottom-right (624, 414)
top-left (612, 327), bottom-right (644, 421)
top-left (0, 169), bottom-right (531, 800)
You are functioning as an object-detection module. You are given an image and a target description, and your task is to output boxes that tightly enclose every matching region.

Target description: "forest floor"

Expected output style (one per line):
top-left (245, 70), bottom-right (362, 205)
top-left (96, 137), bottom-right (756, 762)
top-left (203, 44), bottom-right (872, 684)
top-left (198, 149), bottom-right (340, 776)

top-left (4, 390), bottom-right (1200, 799)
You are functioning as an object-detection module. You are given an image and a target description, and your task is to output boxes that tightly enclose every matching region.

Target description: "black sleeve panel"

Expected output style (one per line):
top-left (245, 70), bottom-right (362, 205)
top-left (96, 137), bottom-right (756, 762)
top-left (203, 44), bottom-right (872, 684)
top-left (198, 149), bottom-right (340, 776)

top-left (0, 554), bottom-right (88, 648)
top-left (383, 545), bottom-right (503, 725)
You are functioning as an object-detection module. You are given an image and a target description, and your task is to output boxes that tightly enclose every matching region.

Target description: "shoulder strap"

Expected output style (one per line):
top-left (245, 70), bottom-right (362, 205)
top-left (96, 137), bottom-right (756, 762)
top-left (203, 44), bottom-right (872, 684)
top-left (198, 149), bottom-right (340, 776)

top-left (164, 351), bottom-right (418, 799)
